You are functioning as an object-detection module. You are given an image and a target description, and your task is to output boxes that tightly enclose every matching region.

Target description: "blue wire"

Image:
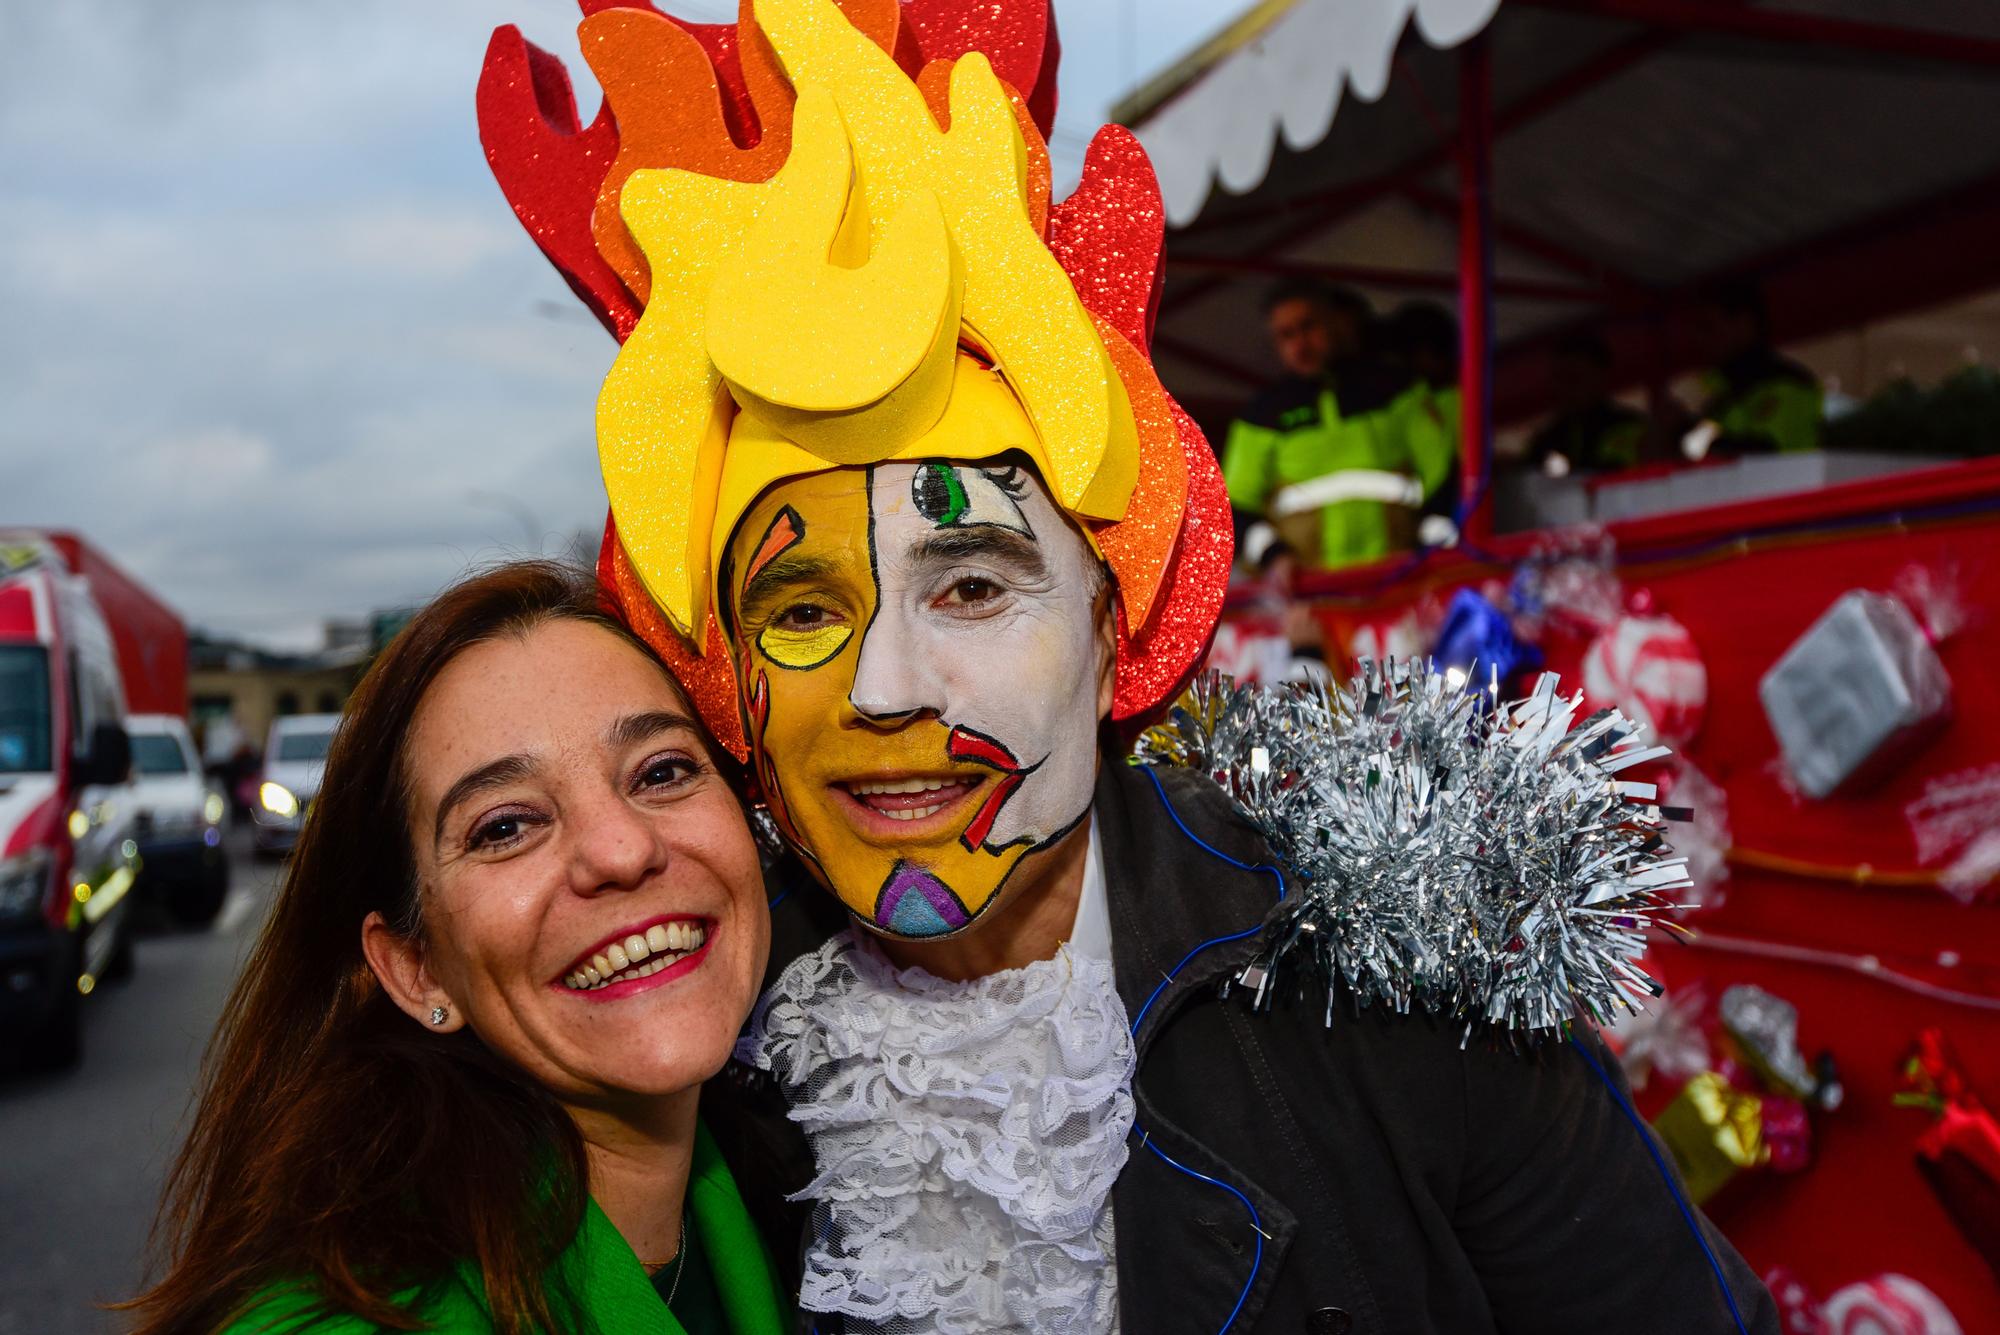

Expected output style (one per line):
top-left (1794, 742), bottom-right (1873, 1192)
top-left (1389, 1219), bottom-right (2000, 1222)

top-left (767, 887), bottom-right (791, 911)
top-left (1128, 765), bottom-right (1289, 1333)
top-left (1568, 1036), bottom-right (1751, 1335)
top-left (1135, 765), bottom-right (1288, 904)
top-left (1133, 1127), bottom-right (1268, 1334)
top-left (1130, 922), bottom-right (1264, 1037)
top-left (1127, 768), bottom-right (1287, 1035)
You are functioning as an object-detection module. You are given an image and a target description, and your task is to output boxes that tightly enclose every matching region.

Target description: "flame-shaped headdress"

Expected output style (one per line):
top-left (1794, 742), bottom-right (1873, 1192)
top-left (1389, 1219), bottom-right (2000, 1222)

top-left (479, 0), bottom-right (1231, 758)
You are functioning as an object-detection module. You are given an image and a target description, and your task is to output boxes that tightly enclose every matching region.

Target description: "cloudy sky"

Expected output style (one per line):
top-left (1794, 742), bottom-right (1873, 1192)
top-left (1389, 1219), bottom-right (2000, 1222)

top-left (1, 0), bottom-right (1221, 649)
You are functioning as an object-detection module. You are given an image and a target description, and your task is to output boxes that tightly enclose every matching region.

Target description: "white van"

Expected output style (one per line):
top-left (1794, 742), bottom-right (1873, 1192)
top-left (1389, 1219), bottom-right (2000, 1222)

top-left (127, 714), bottom-right (229, 925)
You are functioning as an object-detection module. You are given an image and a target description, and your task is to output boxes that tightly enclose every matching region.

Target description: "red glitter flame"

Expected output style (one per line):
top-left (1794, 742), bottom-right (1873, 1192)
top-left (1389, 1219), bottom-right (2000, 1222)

top-left (1048, 127), bottom-right (1164, 356)
top-left (476, 25), bottom-right (636, 339)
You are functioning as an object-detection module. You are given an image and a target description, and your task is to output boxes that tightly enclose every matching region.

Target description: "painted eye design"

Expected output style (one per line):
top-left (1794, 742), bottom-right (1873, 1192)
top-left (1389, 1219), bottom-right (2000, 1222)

top-left (772, 603), bottom-right (835, 629)
top-left (913, 462), bottom-right (970, 526)
top-left (911, 463), bottom-right (1031, 535)
top-left (758, 601), bottom-right (853, 670)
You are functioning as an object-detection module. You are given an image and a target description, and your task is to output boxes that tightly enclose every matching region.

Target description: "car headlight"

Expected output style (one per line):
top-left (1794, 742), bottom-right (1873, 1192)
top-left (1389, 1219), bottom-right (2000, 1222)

top-left (259, 782), bottom-right (300, 819)
top-left (203, 792), bottom-right (226, 825)
top-left (0, 851), bottom-right (50, 923)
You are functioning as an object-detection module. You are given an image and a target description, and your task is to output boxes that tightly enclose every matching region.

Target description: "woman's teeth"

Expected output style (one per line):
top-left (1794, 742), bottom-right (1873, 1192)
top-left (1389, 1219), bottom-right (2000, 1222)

top-left (564, 921), bottom-right (706, 991)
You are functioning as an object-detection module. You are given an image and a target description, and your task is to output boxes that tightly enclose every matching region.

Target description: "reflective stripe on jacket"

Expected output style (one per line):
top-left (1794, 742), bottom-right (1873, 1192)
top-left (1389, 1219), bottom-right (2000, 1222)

top-left (1223, 365), bottom-right (1416, 569)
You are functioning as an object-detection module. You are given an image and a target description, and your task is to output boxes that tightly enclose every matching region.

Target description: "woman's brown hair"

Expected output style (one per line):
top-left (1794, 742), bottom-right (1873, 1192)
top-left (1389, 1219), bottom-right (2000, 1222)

top-left (125, 560), bottom-right (709, 1335)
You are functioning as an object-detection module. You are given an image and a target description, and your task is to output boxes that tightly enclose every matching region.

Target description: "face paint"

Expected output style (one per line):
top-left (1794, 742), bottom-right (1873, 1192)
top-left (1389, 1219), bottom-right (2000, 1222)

top-left (725, 460), bottom-right (1106, 937)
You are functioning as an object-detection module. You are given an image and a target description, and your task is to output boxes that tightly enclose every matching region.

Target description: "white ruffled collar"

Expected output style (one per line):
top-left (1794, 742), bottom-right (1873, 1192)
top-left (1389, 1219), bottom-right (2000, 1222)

top-left (740, 930), bottom-right (1134, 1333)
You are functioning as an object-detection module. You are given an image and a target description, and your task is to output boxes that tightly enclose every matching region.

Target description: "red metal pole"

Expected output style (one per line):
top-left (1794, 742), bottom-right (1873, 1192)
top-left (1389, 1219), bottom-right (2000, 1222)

top-left (1457, 34), bottom-right (1495, 544)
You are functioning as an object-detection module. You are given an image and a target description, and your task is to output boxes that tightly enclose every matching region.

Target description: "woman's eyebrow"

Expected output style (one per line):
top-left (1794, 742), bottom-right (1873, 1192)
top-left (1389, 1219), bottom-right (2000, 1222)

top-left (433, 753), bottom-right (537, 847)
top-left (604, 709), bottom-right (700, 751)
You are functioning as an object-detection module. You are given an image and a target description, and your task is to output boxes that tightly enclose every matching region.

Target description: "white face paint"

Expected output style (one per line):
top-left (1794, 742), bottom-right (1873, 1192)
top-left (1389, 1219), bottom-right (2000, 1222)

top-left (856, 461), bottom-right (1105, 854)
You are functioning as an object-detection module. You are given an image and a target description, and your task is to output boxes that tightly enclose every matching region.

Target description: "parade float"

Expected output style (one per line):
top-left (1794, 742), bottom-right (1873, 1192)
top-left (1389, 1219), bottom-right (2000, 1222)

top-left (1119, 1), bottom-right (2000, 1326)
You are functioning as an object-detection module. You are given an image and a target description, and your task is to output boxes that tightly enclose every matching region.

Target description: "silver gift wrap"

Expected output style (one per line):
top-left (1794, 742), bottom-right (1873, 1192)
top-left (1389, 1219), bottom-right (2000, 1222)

top-left (1758, 591), bottom-right (1951, 799)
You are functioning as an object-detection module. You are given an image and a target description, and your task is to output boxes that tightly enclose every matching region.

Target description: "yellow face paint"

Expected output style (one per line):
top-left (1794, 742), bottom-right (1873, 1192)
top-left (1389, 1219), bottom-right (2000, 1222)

top-left (739, 503), bottom-right (855, 670)
top-left (757, 616), bottom-right (852, 671)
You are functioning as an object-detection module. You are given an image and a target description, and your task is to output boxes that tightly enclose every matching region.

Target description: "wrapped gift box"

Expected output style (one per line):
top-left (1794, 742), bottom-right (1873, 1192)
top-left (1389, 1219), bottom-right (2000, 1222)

top-left (1758, 591), bottom-right (1951, 799)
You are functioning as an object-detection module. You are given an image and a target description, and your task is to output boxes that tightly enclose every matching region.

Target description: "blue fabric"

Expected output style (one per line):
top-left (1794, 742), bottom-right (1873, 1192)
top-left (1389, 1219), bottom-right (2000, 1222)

top-left (1432, 587), bottom-right (1540, 687)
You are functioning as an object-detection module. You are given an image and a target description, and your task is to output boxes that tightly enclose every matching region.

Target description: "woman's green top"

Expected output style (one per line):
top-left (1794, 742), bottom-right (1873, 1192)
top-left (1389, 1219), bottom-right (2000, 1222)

top-left (647, 1190), bottom-right (725, 1327)
top-left (221, 1120), bottom-right (791, 1334)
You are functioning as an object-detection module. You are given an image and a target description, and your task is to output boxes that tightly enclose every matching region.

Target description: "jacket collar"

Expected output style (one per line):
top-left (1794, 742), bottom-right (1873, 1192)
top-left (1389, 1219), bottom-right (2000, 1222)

top-left (1092, 759), bottom-right (1300, 1333)
top-left (1092, 758), bottom-right (1275, 1046)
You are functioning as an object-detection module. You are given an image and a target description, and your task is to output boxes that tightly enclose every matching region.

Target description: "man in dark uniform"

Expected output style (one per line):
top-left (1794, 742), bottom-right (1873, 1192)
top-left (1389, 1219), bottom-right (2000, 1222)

top-left (1678, 282), bottom-right (1823, 457)
top-left (1528, 331), bottom-right (1646, 475)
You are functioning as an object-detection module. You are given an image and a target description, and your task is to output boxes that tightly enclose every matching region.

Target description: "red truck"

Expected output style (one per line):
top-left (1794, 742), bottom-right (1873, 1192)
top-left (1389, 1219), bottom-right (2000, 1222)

top-left (42, 533), bottom-right (188, 716)
top-left (0, 531), bottom-right (187, 1069)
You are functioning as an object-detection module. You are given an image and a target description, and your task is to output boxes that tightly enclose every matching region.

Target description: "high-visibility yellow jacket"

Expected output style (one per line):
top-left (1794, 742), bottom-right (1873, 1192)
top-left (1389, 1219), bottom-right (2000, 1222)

top-left (1397, 380), bottom-right (1461, 503)
top-left (1222, 363), bottom-right (1418, 569)
top-left (1700, 349), bottom-right (1823, 455)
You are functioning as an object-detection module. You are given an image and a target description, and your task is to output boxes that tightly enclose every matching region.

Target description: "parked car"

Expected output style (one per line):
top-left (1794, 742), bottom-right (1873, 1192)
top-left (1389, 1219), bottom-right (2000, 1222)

top-left (252, 714), bottom-right (339, 854)
top-left (0, 535), bottom-right (147, 1070)
top-left (127, 714), bottom-right (229, 926)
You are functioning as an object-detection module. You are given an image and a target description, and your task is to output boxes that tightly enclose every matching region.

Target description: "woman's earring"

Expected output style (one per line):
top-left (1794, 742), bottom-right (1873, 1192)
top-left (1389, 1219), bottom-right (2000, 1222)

top-left (429, 1005), bottom-right (449, 1027)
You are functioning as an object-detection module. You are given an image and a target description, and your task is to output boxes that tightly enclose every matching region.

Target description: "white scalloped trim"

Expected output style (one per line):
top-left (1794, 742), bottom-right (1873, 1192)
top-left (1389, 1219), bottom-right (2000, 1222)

top-left (1134, 0), bottom-right (1502, 225)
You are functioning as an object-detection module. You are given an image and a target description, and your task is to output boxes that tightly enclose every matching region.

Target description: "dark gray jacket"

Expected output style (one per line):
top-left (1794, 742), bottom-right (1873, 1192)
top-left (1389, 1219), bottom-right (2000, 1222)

top-left (719, 759), bottom-right (1779, 1335)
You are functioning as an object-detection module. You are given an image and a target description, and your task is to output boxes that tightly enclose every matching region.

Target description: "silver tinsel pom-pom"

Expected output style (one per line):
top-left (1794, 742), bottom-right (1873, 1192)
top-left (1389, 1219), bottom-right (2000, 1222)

top-left (1135, 663), bottom-right (1690, 1038)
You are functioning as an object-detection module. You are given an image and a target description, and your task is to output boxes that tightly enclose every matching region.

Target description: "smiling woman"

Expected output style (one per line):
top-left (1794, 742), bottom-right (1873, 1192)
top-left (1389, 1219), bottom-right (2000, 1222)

top-left (121, 562), bottom-right (791, 1335)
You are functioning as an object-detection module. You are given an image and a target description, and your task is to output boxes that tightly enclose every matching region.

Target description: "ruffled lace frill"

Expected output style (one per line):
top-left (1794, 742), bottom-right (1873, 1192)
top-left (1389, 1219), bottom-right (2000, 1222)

top-left (738, 931), bottom-right (1134, 1333)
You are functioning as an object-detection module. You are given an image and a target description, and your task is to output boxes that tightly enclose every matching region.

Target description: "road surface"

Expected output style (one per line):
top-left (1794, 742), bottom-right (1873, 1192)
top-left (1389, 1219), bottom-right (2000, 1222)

top-left (0, 831), bottom-right (279, 1334)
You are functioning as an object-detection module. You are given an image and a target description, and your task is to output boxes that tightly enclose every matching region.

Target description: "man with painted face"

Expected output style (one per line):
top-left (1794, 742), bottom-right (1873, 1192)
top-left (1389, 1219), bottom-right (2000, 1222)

top-left (484, 2), bottom-right (1776, 1331)
top-left (724, 451), bottom-right (1107, 944)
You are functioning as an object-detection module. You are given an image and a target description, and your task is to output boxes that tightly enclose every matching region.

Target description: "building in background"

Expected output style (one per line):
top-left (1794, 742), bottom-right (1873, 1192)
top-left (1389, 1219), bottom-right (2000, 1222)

top-left (187, 626), bottom-right (367, 768)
